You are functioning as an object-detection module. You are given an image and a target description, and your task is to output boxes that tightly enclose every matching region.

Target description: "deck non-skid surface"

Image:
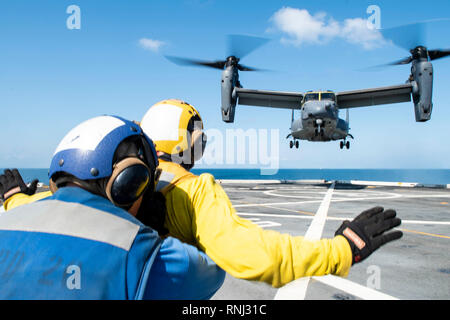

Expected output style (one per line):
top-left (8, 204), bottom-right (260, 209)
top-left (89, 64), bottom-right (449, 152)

top-left (211, 182), bottom-right (450, 300)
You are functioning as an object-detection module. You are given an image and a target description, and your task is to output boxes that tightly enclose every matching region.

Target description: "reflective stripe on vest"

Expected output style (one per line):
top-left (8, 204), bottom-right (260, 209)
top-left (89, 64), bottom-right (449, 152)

top-left (156, 171), bottom-right (176, 194)
top-left (155, 161), bottom-right (197, 196)
top-left (0, 200), bottom-right (140, 251)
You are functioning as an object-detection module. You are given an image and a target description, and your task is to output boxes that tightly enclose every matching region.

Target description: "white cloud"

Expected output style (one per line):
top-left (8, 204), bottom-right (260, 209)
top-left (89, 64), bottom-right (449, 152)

top-left (269, 7), bottom-right (385, 50)
top-left (138, 38), bottom-right (166, 52)
top-left (340, 18), bottom-right (385, 49)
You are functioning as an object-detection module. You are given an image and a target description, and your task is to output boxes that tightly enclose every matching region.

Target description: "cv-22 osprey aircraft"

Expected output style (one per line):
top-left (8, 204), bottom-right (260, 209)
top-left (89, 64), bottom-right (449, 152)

top-left (166, 22), bottom-right (449, 150)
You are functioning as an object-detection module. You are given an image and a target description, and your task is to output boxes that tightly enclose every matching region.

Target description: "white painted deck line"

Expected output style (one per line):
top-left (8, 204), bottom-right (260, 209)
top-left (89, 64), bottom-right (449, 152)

top-left (313, 275), bottom-right (398, 300)
top-left (274, 182), bottom-right (335, 300)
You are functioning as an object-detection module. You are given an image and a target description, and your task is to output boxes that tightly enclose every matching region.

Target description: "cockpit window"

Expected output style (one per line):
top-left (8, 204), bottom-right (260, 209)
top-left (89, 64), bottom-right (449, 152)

top-left (304, 93), bottom-right (319, 102)
top-left (321, 93), bottom-right (336, 101)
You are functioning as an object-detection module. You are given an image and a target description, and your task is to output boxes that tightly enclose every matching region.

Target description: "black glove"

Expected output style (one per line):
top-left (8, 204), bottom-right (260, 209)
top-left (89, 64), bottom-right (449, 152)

top-left (0, 169), bottom-right (39, 201)
top-left (136, 190), bottom-right (169, 236)
top-left (335, 206), bottom-right (403, 265)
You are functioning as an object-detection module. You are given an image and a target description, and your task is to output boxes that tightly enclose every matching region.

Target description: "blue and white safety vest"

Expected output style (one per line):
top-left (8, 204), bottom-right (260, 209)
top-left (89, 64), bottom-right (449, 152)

top-left (0, 187), bottom-right (225, 299)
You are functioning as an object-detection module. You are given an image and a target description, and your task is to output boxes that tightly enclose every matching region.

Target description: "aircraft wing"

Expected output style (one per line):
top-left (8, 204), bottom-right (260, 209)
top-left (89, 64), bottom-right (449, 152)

top-left (234, 88), bottom-right (303, 109)
top-left (336, 83), bottom-right (413, 109)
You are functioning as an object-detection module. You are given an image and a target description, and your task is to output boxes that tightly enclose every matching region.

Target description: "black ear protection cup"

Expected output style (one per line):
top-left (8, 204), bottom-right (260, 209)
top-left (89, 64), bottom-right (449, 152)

top-left (105, 157), bottom-right (152, 207)
top-left (50, 157), bottom-right (155, 209)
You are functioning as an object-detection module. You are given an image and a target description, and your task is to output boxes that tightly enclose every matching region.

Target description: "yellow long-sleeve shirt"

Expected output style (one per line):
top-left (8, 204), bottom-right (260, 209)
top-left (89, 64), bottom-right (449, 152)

top-left (158, 160), bottom-right (353, 288)
top-left (3, 162), bottom-right (353, 288)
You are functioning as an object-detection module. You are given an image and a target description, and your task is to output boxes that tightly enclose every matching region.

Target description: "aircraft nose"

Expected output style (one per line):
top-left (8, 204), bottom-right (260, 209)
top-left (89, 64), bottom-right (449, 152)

top-left (304, 102), bottom-right (334, 119)
top-left (313, 105), bottom-right (330, 117)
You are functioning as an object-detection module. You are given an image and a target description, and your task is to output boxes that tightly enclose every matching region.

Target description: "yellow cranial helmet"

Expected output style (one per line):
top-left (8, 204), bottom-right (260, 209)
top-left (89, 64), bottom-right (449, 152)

top-left (140, 99), bottom-right (205, 160)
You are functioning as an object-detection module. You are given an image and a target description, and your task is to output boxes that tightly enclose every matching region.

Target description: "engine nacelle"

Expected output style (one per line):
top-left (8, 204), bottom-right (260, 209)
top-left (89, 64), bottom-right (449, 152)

top-left (221, 66), bottom-right (239, 123)
top-left (411, 60), bottom-right (433, 122)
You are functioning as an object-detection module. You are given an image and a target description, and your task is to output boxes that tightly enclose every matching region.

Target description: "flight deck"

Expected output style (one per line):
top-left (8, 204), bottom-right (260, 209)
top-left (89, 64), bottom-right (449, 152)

top-left (211, 180), bottom-right (450, 300)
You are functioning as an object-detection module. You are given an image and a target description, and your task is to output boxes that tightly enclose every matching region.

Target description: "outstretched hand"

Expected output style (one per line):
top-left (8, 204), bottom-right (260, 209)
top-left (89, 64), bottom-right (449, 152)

top-left (335, 206), bottom-right (403, 264)
top-left (0, 169), bottom-right (39, 201)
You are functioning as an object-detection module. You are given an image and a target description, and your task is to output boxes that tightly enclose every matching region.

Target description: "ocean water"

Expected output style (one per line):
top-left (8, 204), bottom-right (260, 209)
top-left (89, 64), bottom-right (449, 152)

top-left (1, 168), bottom-right (450, 186)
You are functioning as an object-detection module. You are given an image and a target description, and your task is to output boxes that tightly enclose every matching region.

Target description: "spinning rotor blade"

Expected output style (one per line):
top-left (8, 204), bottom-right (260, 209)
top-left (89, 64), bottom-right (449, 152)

top-left (428, 49), bottom-right (450, 61)
top-left (165, 55), bottom-right (226, 70)
top-left (165, 34), bottom-right (270, 72)
top-left (227, 34), bottom-right (269, 60)
top-left (359, 56), bottom-right (413, 71)
top-left (381, 19), bottom-right (450, 52)
top-left (237, 64), bottom-right (267, 72)
top-left (388, 56), bottom-right (414, 66)
top-left (370, 19), bottom-right (450, 68)
top-left (380, 49), bottom-right (450, 67)
top-left (381, 21), bottom-right (427, 51)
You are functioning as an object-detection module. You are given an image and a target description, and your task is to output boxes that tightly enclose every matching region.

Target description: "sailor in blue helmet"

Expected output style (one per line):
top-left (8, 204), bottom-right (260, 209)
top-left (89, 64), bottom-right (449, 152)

top-left (0, 115), bottom-right (225, 300)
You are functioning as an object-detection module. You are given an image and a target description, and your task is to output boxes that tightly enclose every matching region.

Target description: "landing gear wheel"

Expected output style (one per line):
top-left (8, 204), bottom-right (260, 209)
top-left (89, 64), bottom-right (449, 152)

top-left (295, 140), bottom-right (299, 149)
top-left (346, 141), bottom-right (350, 149)
top-left (290, 141), bottom-right (294, 149)
top-left (340, 141), bottom-right (344, 149)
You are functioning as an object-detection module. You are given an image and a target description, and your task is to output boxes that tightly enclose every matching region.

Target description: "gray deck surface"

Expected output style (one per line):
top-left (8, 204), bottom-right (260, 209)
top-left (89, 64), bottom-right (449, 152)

top-left (211, 181), bottom-right (450, 300)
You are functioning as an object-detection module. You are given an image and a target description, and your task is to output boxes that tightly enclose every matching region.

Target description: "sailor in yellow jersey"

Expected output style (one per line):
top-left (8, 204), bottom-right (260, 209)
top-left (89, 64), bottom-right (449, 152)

top-left (0, 99), bottom-right (402, 288)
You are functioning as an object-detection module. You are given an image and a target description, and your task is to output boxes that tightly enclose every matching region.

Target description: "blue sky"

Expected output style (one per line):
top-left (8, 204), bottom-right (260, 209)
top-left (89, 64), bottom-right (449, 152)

top-left (0, 0), bottom-right (449, 170)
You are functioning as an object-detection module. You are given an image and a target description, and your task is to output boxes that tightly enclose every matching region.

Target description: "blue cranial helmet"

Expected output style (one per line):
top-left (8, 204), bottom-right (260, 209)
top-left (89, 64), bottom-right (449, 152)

top-left (49, 115), bottom-right (159, 207)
